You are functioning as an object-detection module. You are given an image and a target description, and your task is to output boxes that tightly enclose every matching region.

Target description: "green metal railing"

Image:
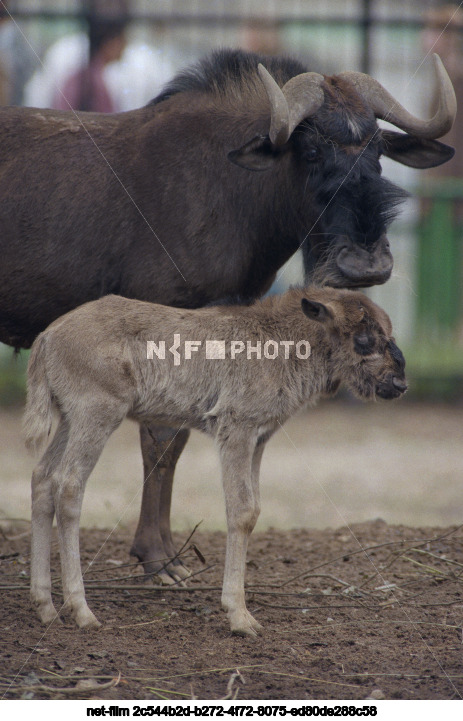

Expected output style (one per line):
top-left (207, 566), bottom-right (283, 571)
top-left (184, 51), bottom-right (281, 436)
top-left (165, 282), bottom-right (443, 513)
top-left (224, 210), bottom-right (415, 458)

top-left (416, 179), bottom-right (463, 337)
top-left (407, 179), bottom-right (463, 400)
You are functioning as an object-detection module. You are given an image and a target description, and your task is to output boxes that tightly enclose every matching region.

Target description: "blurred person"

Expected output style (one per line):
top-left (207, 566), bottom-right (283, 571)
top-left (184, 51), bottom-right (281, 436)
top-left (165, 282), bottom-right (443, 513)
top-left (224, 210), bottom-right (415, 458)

top-left (52, 14), bottom-right (127, 112)
top-left (0, 1), bottom-right (36, 105)
top-left (104, 40), bottom-right (176, 112)
top-left (25, 24), bottom-right (175, 112)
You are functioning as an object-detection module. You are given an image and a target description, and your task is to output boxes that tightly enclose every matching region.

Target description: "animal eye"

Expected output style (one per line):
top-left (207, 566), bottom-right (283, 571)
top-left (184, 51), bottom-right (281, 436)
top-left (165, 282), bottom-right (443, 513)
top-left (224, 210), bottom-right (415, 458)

top-left (354, 333), bottom-right (375, 356)
top-left (303, 148), bottom-right (319, 163)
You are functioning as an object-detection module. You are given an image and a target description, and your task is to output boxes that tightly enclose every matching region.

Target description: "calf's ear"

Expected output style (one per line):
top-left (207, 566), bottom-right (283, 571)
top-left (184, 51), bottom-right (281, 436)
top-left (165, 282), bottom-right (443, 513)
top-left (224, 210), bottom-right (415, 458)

top-left (228, 135), bottom-right (286, 171)
top-left (301, 298), bottom-right (334, 322)
top-left (381, 130), bottom-right (455, 169)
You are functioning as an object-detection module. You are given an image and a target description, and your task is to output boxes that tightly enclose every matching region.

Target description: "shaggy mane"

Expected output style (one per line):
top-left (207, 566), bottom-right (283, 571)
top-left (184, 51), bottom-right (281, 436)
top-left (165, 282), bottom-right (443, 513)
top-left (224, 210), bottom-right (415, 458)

top-left (149, 48), bottom-right (307, 105)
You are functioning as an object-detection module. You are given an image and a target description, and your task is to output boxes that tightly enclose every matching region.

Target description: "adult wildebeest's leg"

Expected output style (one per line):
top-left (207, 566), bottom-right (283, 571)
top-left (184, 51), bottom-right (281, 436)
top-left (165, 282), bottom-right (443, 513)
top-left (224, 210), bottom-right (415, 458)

top-left (130, 424), bottom-right (191, 583)
top-left (219, 428), bottom-right (263, 636)
top-left (31, 419), bottom-right (69, 625)
top-left (52, 410), bottom-right (125, 629)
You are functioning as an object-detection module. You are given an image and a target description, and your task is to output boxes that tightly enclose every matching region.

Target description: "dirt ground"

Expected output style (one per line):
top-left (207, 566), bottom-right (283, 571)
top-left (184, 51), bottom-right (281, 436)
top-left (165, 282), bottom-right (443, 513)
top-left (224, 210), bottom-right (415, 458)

top-left (1, 401), bottom-right (463, 701)
top-left (1, 520), bottom-right (463, 701)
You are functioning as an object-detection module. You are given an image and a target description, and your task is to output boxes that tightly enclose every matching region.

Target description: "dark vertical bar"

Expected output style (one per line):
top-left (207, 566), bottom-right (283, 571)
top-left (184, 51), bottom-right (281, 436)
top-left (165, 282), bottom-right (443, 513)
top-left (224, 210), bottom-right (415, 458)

top-left (361, 0), bottom-right (372, 73)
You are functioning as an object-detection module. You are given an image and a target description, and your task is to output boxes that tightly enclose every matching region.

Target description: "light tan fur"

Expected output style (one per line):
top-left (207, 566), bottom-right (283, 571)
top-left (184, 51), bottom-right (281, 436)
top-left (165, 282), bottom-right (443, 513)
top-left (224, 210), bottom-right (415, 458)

top-left (24, 286), bottom-right (406, 636)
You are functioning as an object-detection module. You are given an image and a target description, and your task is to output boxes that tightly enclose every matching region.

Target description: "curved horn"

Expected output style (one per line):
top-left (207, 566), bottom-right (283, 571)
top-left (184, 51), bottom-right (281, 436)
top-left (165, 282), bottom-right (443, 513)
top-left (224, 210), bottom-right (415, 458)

top-left (339, 54), bottom-right (456, 139)
top-left (258, 64), bottom-right (325, 146)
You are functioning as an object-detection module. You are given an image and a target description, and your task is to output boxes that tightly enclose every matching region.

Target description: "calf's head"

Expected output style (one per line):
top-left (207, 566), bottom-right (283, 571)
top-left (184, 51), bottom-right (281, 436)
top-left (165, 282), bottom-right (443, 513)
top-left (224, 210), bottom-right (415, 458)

top-left (301, 289), bottom-right (407, 400)
top-left (230, 54), bottom-right (456, 288)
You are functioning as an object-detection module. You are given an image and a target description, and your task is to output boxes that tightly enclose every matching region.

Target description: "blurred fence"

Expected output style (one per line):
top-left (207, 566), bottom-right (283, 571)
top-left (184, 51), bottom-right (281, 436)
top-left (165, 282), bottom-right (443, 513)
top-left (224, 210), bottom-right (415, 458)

top-left (0, 0), bottom-right (462, 402)
top-left (1, 0), bottom-right (441, 75)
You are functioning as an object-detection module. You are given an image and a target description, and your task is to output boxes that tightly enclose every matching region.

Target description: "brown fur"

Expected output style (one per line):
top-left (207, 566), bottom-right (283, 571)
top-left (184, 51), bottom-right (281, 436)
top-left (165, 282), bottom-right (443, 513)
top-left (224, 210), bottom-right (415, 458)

top-left (24, 287), bottom-right (406, 636)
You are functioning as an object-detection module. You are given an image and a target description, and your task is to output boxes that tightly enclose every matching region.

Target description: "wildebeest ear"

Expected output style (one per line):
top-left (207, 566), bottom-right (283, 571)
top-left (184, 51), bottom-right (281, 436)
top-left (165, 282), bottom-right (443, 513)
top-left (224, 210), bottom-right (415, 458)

top-left (381, 130), bottom-right (455, 169)
top-left (228, 135), bottom-right (284, 171)
top-left (301, 298), bottom-right (334, 322)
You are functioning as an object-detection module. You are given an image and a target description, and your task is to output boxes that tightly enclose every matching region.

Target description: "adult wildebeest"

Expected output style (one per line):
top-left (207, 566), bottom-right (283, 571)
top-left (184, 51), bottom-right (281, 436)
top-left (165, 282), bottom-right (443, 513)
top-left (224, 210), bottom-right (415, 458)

top-left (0, 49), bottom-right (455, 582)
top-left (24, 287), bottom-right (407, 635)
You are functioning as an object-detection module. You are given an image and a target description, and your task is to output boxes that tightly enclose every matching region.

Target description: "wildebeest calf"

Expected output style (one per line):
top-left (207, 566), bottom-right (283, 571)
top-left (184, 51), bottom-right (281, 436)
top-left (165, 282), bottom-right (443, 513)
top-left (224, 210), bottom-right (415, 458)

top-left (24, 287), bottom-right (407, 636)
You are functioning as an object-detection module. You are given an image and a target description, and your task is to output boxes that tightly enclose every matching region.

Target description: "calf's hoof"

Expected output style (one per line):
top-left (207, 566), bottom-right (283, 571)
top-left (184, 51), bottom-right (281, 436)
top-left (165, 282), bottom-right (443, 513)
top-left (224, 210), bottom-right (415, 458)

top-left (34, 600), bottom-right (61, 626)
top-left (74, 606), bottom-right (102, 630)
top-left (228, 609), bottom-right (263, 637)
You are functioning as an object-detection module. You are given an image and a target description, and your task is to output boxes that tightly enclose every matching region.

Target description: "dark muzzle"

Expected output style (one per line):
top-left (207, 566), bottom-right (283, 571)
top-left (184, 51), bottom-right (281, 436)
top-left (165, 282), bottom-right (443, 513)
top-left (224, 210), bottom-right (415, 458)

top-left (376, 373), bottom-right (408, 400)
top-left (335, 235), bottom-right (393, 287)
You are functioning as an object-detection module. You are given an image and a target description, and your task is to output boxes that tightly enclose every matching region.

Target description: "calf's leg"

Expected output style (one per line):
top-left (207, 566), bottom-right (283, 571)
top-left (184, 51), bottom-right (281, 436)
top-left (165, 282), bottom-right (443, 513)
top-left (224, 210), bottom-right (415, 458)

top-left (30, 420), bottom-right (69, 625)
top-left (53, 411), bottom-right (125, 629)
top-left (219, 429), bottom-right (263, 636)
top-left (130, 425), bottom-right (190, 583)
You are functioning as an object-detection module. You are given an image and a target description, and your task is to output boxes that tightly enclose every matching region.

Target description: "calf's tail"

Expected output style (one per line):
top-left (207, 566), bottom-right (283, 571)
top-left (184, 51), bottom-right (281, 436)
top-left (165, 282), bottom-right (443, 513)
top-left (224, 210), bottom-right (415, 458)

top-left (23, 334), bottom-right (54, 454)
